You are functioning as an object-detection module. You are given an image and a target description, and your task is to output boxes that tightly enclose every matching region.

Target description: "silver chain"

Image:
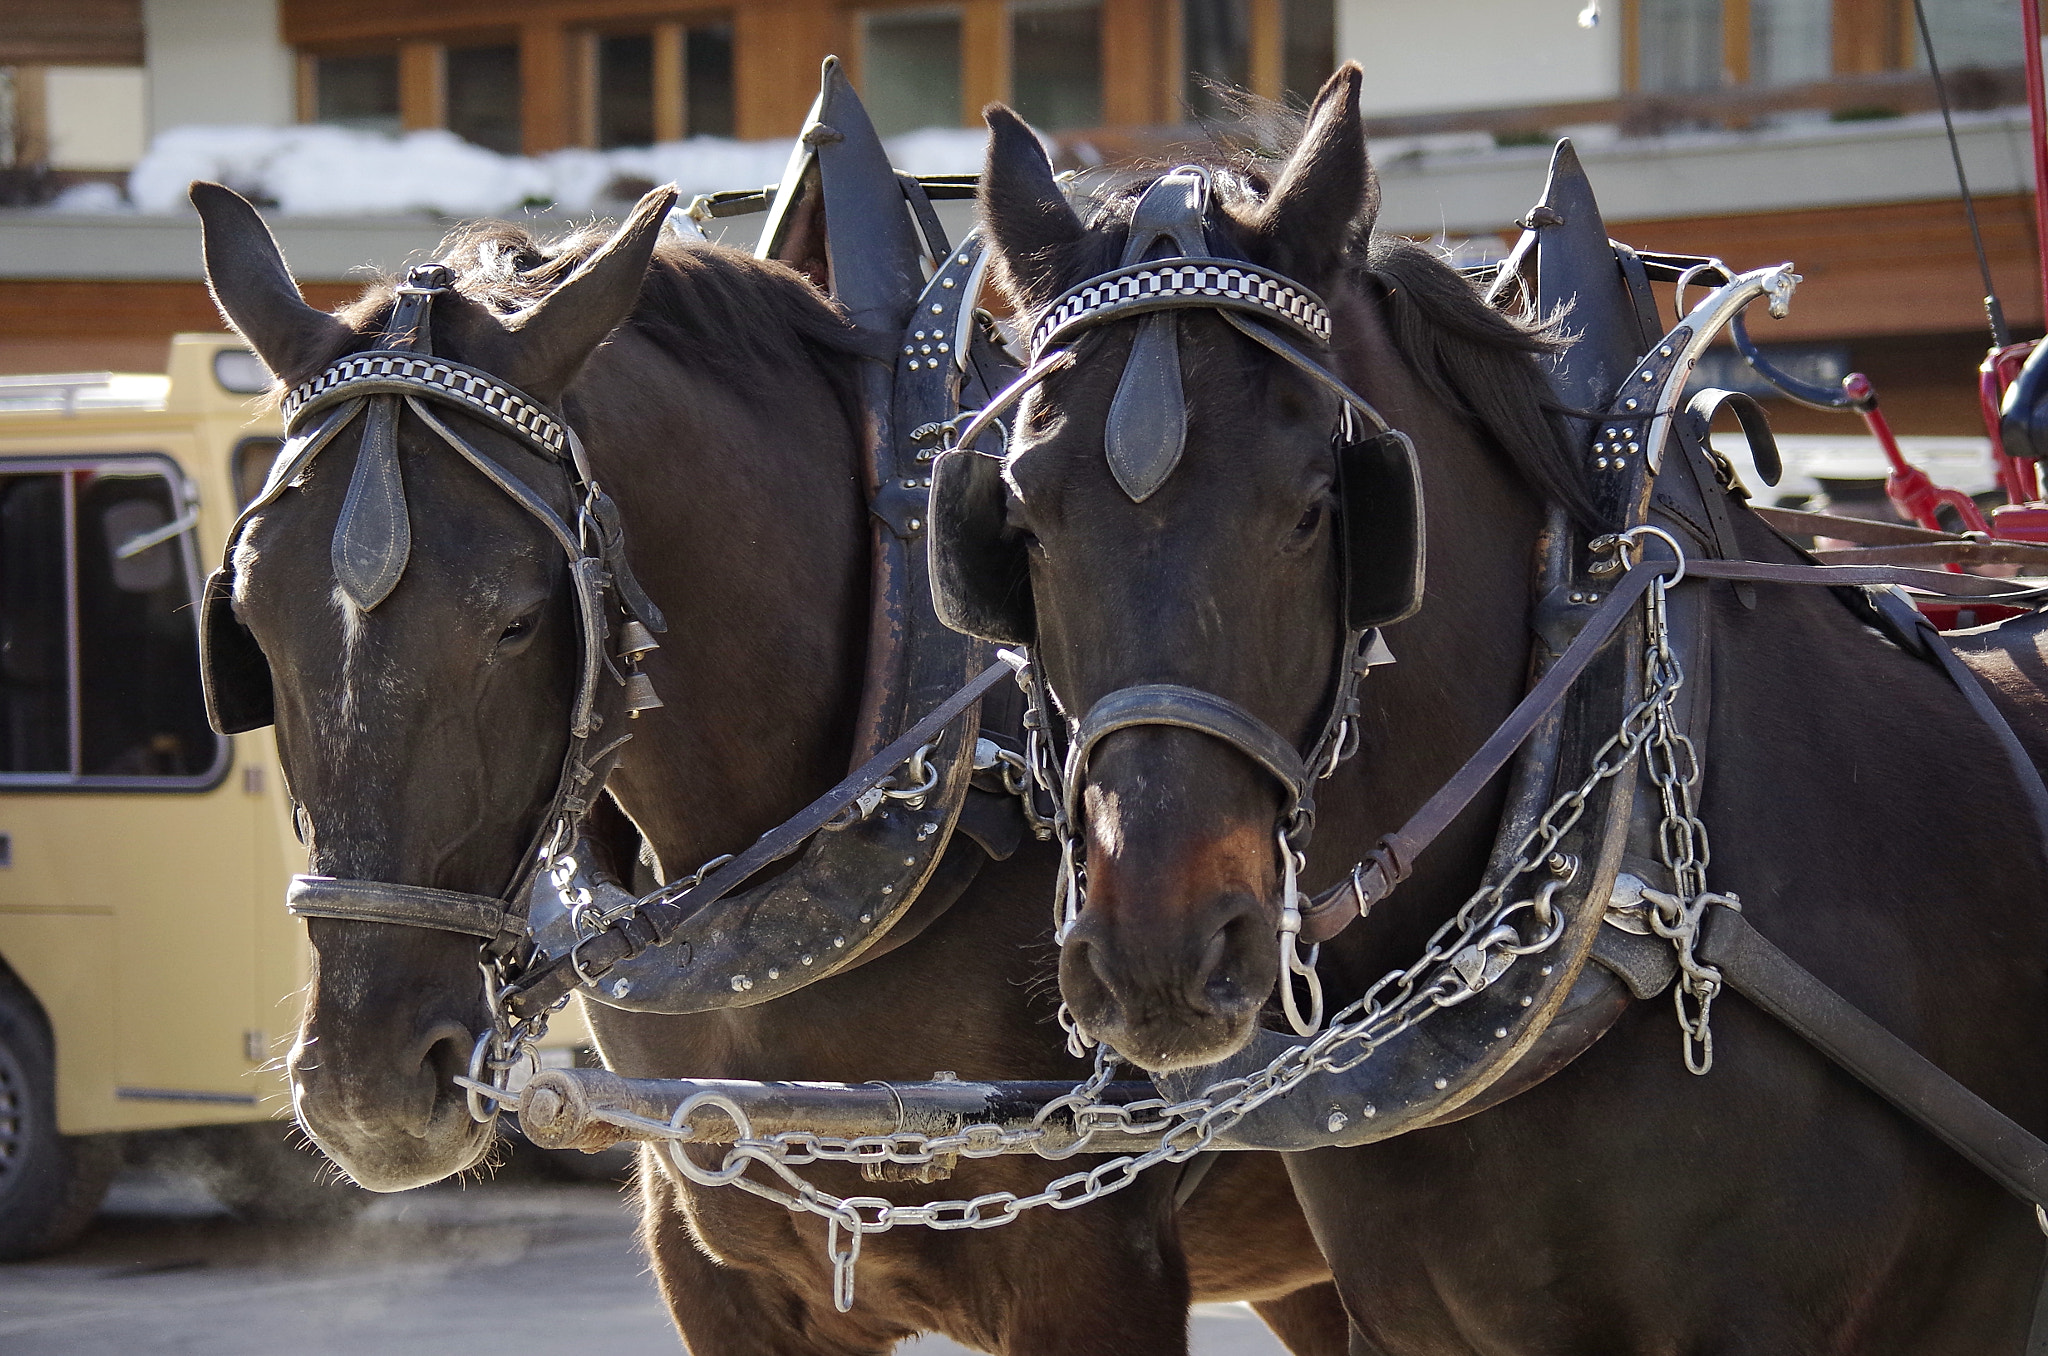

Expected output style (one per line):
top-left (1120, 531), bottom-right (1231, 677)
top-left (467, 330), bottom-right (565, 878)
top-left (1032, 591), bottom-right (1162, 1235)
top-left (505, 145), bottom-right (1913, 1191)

top-left (586, 562), bottom-right (1691, 1312)
top-left (1616, 529), bottom-right (1740, 1075)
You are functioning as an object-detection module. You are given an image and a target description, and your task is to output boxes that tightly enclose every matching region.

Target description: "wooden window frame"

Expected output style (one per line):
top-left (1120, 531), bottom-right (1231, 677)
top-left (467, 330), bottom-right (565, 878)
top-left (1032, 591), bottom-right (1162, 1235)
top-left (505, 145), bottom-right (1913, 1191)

top-left (1623, 0), bottom-right (1926, 93)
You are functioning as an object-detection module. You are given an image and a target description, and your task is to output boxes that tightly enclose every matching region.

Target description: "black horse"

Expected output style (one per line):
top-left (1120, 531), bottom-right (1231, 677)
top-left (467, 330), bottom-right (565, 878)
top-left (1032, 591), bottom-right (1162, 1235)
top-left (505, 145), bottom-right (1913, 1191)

top-left (964, 66), bottom-right (2048, 1352)
top-left (191, 182), bottom-right (1349, 1354)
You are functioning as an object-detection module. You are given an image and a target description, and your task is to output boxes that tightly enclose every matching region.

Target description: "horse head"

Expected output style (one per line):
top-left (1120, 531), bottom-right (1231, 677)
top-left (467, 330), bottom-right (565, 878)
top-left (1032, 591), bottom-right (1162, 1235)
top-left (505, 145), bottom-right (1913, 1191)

top-left (194, 182), bottom-right (672, 1188)
top-left (960, 70), bottom-right (1382, 1071)
top-left (961, 66), bottom-right (1580, 1073)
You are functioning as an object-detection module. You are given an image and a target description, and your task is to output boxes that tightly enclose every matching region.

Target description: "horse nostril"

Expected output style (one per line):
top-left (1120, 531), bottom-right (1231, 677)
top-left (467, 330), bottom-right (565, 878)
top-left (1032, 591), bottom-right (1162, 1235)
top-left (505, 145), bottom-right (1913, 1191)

top-left (1191, 899), bottom-right (1264, 1016)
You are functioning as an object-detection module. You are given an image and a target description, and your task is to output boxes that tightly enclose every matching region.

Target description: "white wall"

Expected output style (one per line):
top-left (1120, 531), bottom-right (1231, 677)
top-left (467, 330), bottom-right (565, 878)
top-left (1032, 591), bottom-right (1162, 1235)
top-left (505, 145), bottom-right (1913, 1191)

top-left (46, 68), bottom-right (148, 169)
top-left (1339, 0), bottom-right (1622, 116)
top-left (143, 0), bottom-right (293, 135)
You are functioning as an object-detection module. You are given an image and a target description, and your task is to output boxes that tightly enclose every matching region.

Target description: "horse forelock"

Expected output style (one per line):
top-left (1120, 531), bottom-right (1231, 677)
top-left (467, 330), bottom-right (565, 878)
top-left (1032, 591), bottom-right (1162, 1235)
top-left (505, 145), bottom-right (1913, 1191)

top-left (332, 218), bottom-right (865, 418)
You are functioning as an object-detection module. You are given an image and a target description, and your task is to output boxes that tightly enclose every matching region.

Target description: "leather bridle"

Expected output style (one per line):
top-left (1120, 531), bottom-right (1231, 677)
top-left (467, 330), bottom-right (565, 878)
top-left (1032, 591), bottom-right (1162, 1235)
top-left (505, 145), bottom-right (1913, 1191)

top-left (201, 263), bottom-right (667, 959)
top-left (931, 168), bottom-right (1422, 1033)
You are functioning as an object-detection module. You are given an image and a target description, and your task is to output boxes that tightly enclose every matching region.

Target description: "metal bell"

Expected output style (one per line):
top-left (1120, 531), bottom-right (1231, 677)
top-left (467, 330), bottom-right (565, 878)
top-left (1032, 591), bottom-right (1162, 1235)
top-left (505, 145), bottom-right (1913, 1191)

top-left (623, 669), bottom-right (663, 715)
top-left (616, 619), bottom-right (660, 661)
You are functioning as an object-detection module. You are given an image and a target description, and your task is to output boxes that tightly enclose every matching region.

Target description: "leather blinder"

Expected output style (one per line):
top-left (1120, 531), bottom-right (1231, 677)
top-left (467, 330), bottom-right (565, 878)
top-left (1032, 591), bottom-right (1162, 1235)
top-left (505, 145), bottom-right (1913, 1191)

top-left (199, 565), bottom-right (276, 734)
top-left (928, 447), bottom-right (1034, 645)
top-left (1340, 428), bottom-right (1427, 630)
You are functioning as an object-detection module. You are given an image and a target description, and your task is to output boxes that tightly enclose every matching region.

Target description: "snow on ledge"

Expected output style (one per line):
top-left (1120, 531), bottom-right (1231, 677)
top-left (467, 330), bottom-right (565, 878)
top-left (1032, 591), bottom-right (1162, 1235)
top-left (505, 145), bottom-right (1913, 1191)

top-left (124, 124), bottom-right (995, 218)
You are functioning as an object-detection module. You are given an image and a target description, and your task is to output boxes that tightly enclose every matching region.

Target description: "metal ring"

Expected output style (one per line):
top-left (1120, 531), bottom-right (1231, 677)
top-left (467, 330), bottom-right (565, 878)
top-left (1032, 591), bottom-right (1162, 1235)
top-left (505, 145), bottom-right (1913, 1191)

top-left (1621, 525), bottom-right (1689, 587)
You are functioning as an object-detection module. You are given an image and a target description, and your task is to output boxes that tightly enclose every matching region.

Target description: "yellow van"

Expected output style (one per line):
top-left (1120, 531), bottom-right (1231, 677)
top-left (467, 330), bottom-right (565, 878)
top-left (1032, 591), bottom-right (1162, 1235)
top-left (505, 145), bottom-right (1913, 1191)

top-left (0, 335), bottom-right (592, 1256)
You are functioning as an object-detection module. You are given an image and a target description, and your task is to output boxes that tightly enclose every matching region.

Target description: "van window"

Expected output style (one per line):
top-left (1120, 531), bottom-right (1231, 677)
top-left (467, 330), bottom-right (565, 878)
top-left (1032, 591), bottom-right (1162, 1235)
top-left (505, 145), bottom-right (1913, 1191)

top-left (0, 459), bottom-right (223, 788)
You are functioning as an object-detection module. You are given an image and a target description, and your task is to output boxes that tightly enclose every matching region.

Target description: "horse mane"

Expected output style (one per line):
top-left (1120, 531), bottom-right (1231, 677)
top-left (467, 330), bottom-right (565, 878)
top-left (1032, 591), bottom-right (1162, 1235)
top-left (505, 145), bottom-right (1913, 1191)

top-left (1047, 99), bottom-right (1596, 526)
top-left (342, 218), bottom-right (865, 416)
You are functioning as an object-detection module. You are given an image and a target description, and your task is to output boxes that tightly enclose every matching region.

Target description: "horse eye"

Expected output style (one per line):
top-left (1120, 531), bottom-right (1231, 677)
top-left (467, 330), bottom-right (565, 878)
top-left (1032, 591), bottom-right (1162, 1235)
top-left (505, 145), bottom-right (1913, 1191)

top-left (496, 613), bottom-right (537, 649)
top-left (1293, 503), bottom-right (1324, 537)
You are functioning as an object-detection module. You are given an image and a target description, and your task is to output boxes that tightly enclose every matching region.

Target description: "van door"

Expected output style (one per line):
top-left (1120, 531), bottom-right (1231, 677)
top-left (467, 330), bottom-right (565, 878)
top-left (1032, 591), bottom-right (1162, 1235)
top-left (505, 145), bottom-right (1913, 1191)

top-left (0, 454), bottom-right (263, 1127)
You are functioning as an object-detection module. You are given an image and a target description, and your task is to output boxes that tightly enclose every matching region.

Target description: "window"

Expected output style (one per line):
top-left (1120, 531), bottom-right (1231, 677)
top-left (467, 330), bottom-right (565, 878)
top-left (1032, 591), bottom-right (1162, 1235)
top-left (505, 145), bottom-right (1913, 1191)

top-left (597, 34), bottom-right (657, 148)
top-left (1916, 0), bottom-right (2023, 70)
top-left (233, 437), bottom-right (283, 511)
top-left (686, 23), bottom-right (736, 138)
top-left (0, 459), bottom-right (221, 788)
top-left (313, 53), bottom-right (400, 133)
top-left (1750, 0), bottom-right (1830, 86)
top-left (1013, 3), bottom-right (1102, 131)
top-left (1637, 0), bottom-right (1724, 91)
top-left (1283, 0), bottom-right (1335, 104)
top-left (863, 8), bottom-right (963, 136)
top-left (1183, 0), bottom-right (1249, 118)
top-left (447, 44), bottom-right (521, 154)
top-left (1181, 0), bottom-right (1331, 119)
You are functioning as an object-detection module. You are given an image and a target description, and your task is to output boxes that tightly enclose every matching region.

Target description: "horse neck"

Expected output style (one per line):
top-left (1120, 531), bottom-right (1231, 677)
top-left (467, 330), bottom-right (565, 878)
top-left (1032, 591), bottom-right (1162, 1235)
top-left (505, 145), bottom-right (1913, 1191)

top-left (571, 328), bottom-right (871, 880)
top-left (1318, 285), bottom-right (1553, 964)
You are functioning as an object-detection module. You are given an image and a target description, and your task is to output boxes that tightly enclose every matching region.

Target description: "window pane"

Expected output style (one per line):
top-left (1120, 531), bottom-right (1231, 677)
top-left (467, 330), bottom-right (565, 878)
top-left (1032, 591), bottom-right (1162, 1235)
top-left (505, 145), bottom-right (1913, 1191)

top-left (315, 54), bottom-right (400, 134)
top-left (1183, 0), bottom-right (1248, 119)
top-left (687, 23), bottom-right (736, 138)
top-left (1751, 0), bottom-right (1829, 85)
top-left (864, 10), bottom-right (962, 136)
top-left (598, 33), bottom-right (656, 148)
top-left (1013, 4), bottom-right (1102, 130)
top-left (1638, 0), bottom-right (1723, 92)
top-left (447, 44), bottom-right (521, 154)
top-left (74, 472), bottom-right (215, 780)
top-left (233, 436), bottom-right (283, 510)
top-left (0, 474), bottom-right (69, 775)
top-left (1916, 0), bottom-right (2022, 70)
top-left (1283, 0), bottom-right (1335, 104)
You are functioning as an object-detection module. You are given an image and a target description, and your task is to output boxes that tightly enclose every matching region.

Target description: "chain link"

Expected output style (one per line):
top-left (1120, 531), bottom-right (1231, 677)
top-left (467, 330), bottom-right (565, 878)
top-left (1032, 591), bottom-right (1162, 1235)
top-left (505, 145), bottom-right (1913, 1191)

top-left (1625, 538), bottom-right (1740, 1075)
top-left (591, 568), bottom-right (1694, 1312)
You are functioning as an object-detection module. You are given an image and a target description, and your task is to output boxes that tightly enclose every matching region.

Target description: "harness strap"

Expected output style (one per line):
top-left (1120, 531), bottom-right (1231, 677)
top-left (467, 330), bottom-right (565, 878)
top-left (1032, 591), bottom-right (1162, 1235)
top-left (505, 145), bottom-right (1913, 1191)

top-left (1698, 907), bottom-right (2048, 1209)
top-left (288, 875), bottom-right (521, 945)
top-left (1069, 684), bottom-right (1312, 822)
top-left (504, 654), bottom-right (1025, 1019)
top-left (1687, 556), bottom-right (2048, 601)
top-left (1297, 560), bottom-right (1666, 943)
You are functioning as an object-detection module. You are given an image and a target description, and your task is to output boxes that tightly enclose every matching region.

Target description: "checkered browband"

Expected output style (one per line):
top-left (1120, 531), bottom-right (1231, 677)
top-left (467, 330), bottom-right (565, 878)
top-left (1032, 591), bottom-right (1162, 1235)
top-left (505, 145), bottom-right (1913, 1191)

top-left (1029, 257), bottom-right (1332, 358)
top-left (281, 352), bottom-right (570, 461)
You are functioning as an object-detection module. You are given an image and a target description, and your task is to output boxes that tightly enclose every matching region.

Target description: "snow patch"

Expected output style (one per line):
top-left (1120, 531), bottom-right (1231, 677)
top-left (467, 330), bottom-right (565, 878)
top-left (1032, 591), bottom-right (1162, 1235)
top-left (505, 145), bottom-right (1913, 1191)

top-left (124, 124), bottom-right (996, 217)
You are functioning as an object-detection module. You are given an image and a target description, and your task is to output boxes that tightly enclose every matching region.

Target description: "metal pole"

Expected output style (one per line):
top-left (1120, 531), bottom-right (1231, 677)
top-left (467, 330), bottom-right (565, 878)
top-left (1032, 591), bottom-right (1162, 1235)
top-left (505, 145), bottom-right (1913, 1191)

top-left (2025, 0), bottom-right (2048, 324)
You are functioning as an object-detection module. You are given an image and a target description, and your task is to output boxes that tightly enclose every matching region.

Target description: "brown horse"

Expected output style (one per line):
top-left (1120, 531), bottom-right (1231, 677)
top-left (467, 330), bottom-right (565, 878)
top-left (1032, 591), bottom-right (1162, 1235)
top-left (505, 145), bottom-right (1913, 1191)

top-left (192, 181), bottom-right (1347, 1355)
top-left (966, 67), bottom-right (2048, 1352)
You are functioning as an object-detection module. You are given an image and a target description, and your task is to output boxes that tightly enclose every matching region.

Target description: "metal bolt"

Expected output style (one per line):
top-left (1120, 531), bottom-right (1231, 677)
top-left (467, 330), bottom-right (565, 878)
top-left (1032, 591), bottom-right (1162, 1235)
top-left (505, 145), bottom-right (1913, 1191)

top-left (1658, 346), bottom-right (1673, 358)
top-left (915, 330), bottom-right (927, 340)
top-left (941, 278), bottom-right (956, 289)
top-left (1494, 1027), bottom-right (1508, 1039)
top-left (730, 974), bottom-right (750, 991)
top-left (903, 345), bottom-right (916, 355)
top-left (906, 518), bottom-right (922, 533)
top-left (904, 856), bottom-right (917, 867)
top-left (1624, 399), bottom-right (1640, 411)
top-left (858, 912), bottom-right (873, 924)
top-left (917, 821), bottom-right (939, 840)
top-left (833, 936), bottom-right (846, 948)
top-left (1363, 1104), bottom-right (1377, 1118)
top-left (767, 967), bottom-right (780, 980)
top-left (801, 954), bottom-right (814, 966)
top-left (1540, 964), bottom-right (1553, 976)
top-left (1326, 1109), bottom-right (1348, 1133)
top-left (1639, 370), bottom-right (1655, 383)
top-left (1521, 995), bottom-right (1534, 1007)
top-left (931, 303), bottom-right (944, 314)
top-left (1433, 1077), bottom-right (1448, 1090)
top-left (934, 1069), bottom-right (958, 1081)
top-left (880, 884), bottom-right (894, 895)
top-left (610, 978), bottom-right (633, 998)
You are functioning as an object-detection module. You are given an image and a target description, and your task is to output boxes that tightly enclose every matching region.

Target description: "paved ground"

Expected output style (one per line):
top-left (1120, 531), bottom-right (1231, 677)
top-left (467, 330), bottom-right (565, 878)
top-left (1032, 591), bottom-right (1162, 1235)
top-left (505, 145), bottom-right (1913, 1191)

top-left (0, 1166), bottom-right (1291, 1355)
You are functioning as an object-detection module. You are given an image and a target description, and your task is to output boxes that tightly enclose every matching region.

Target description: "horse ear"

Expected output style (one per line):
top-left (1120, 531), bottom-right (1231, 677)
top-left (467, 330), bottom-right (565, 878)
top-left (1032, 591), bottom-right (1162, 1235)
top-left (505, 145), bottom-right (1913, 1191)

top-left (500, 184), bottom-right (678, 400)
top-left (980, 104), bottom-right (1085, 310)
top-left (1251, 64), bottom-right (1375, 289)
top-left (192, 181), bottom-right (353, 387)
